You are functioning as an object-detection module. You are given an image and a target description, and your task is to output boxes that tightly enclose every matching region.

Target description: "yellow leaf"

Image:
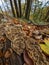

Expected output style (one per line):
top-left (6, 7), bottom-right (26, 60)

top-left (44, 39), bottom-right (49, 47)
top-left (39, 44), bottom-right (49, 55)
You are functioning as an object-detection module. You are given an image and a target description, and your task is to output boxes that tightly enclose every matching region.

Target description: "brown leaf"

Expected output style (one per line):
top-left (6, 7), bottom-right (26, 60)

top-left (4, 49), bottom-right (12, 58)
top-left (23, 50), bottom-right (34, 65)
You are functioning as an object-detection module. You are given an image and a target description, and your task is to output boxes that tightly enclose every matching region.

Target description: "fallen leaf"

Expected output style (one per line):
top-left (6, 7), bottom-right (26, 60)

top-left (23, 50), bottom-right (34, 65)
top-left (44, 39), bottom-right (49, 47)
top-left (4, 49), bottom-right (12, 58)
top-left (39, 44), bottom-right (49, 56)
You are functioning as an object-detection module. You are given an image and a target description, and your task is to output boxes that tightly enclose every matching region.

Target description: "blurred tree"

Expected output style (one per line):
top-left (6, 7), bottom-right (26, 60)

top-left (11, 0), bottom-right (33, 19)
top-left (14, 0), bottom-right (20, 17)
top-left (25, 0), bottom-right (32, 20)
top-left (18, 0), bottom-right (22, 17)
top-left (9, 0), bottom-right (16, 17)
top-left (4, 0), bottom-right (10, 12)
top-left (1, 0), bottom-right (7, 14)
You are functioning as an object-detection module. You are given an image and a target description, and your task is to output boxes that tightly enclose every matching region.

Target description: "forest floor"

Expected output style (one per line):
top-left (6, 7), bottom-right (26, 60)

top-left (0, 13), bottom-right (49, 65)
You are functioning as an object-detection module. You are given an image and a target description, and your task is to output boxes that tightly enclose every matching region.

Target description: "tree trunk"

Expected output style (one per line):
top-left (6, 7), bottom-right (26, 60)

top-left (14, 0), bottom-right (20, 17)
top-left (25, 0), bottom-right (32, 20)
top-left (18, 0), bottom-right (22, 17)
top-left (9, 0), bottom-right (16, 17)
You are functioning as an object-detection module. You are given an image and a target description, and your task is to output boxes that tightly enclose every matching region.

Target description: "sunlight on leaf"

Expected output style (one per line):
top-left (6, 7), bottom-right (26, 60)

top-left (44, 39), bottom-right (49, 47)
top-left (39, 44), bottom-right (49, 55)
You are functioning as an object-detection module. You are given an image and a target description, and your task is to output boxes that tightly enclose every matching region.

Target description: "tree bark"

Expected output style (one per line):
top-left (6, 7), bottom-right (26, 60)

top-left (25, 0), bottom-right (32, 20)
top-left (18, 0), bottom-right (22, 17)
top-left (9, 0), bottom-right (16, 17)
top-left (14, 0), bottom-right (20, 17)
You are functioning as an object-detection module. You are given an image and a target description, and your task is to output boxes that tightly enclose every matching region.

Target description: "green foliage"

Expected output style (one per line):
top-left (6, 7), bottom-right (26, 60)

top-left (30, 0), bottom-right (49, 24)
